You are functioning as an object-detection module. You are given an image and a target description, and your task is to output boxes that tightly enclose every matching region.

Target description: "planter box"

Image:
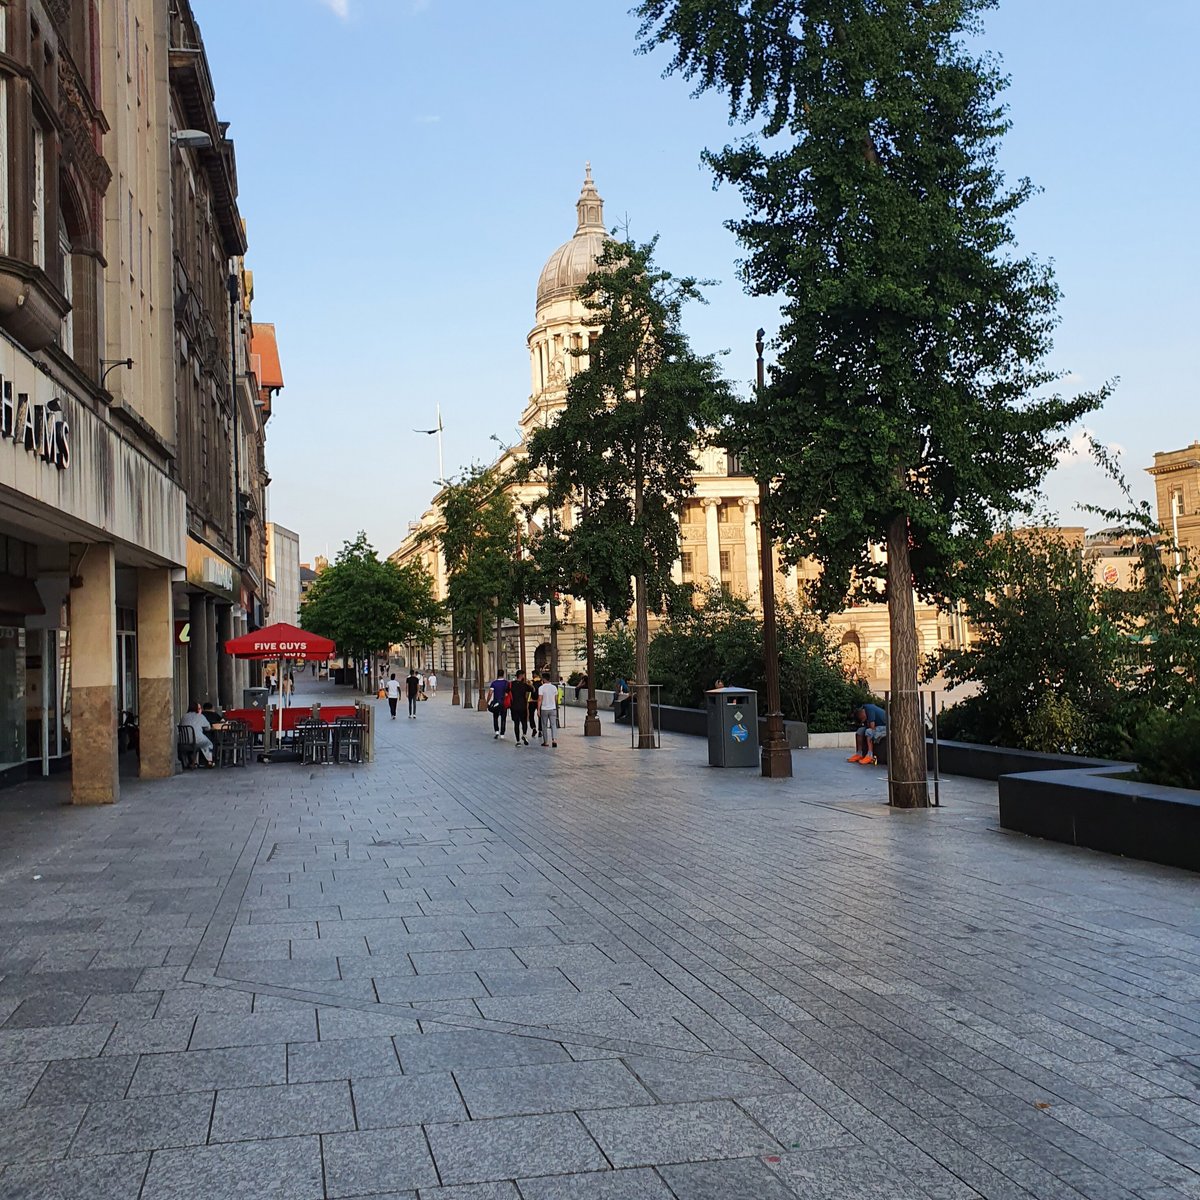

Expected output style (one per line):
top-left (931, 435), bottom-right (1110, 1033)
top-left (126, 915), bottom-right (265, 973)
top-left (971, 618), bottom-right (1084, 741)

top-left (999, 767), bottom-right (1200, 873)
top-left (876, 737), bottom-right (1127, 782)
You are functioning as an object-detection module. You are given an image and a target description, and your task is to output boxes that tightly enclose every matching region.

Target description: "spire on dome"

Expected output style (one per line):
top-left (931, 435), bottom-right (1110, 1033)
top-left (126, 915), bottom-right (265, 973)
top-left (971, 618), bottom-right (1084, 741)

top-left (575, 163), bottom-right (605, 235)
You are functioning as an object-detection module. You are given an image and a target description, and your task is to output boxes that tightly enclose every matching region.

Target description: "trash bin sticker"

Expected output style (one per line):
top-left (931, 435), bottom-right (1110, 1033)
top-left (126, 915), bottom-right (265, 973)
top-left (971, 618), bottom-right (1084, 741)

top-left (731, 723), bottom-right (749, 743)
top-left (733, 709), bottom-right (744, 722)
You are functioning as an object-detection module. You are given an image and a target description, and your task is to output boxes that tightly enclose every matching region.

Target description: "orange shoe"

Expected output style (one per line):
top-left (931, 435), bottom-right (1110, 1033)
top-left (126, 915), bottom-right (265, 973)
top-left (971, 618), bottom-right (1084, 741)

top-left (847, 754), bottom-right (863, 763)
top-left (859, 755), bottom-right (876, 765)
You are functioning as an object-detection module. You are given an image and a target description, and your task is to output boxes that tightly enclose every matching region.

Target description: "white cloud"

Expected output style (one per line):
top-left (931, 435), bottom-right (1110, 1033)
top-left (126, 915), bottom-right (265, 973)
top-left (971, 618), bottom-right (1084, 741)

top-left (1057, 426), bottom-right (1125, 467)
top-left (412, 114), bottom-right (441, 125)
top-left (317, 0), bottom-right (350, 18)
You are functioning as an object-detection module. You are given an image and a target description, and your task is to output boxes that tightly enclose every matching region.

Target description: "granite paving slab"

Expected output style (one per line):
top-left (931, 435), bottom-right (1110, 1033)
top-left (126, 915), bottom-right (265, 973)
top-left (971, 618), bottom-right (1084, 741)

top-left (3, 685), bottom-right (1200, 1199)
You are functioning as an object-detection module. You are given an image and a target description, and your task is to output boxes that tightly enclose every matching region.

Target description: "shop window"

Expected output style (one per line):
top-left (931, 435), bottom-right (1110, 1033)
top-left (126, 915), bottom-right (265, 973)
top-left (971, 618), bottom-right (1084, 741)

top-left (0, 627), bottom-right (28, 767)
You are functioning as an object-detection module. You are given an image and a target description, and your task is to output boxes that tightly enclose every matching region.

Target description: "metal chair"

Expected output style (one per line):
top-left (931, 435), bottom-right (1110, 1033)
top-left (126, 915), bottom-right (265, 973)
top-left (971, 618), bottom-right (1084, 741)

top-left (214, 720), bottom-right (249, 768)
top-left (176, 724), bottom-right (198, 770)
top-left (298, 720), bottom-right (332, 766)
top-left (334, 719), bottom-right (364, 764)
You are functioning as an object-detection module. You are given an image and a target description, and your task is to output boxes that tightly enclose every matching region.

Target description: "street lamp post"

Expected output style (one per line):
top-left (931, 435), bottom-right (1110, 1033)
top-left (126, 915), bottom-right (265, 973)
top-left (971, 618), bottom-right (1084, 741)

top-left (583, 596), bottom-right (601, 736)
top-left (756, 329), bottom-right (793, 779)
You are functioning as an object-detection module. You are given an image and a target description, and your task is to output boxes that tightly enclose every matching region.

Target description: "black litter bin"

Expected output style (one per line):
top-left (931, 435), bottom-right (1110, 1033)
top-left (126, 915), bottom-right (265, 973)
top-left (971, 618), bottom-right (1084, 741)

top-left (243, 687), bottom-right (269, 710)
top-left (706, 688), bottom-right (759, 767)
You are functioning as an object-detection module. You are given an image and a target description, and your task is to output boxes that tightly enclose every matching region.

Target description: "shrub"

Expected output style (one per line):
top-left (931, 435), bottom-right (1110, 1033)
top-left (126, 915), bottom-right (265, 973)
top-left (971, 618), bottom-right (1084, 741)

top-left (1130, 703), bottom-right (1200, 790)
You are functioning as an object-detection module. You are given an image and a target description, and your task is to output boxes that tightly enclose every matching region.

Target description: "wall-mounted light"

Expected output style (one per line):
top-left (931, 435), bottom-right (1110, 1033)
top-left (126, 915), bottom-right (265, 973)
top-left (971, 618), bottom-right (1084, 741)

top-left (171, 129), bottom-right (212, 150)
top-left (100, 358), bottom-right (134, 388)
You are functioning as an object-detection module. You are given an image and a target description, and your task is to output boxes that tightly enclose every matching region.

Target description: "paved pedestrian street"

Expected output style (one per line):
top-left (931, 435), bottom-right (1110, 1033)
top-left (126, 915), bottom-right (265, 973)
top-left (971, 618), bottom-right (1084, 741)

top-left (1, 689), bottom-right (1198, 1200)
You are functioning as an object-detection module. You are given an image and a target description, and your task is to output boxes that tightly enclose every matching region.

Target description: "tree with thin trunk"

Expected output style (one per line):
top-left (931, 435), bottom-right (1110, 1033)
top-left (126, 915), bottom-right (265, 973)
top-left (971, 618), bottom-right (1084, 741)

top-left (637, 0), bottom-right (1106, 803)
top-left (526, 236), bottom-right (733, 748)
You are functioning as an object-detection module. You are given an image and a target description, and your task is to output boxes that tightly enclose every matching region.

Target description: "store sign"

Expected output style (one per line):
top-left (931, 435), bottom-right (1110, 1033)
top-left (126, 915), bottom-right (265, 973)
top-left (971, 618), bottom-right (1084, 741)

top-left (0, 377), bottom-right (70, 470)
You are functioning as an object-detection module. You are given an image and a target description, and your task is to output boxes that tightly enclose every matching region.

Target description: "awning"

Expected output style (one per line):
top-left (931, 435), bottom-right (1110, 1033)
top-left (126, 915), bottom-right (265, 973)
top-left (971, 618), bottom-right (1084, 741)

top-left (224, 621), bottom-right (334, 661)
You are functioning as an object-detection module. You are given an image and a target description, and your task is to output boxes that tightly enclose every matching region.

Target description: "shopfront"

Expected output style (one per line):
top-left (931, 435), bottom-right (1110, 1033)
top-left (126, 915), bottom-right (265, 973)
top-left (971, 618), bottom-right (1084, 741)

top-left (0, 333), bottom-right (186, 801)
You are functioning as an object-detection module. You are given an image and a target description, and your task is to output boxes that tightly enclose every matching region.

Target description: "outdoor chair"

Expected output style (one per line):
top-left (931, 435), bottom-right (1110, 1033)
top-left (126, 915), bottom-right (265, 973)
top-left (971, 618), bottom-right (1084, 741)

top-left (299, 720), bottom-right (332, 766)
top-left (176, 724), bottom-right (198, 770)
top-left (214, 720), bottom-right (249, 768)
top-left (333, 719), bottom-right (364, 764)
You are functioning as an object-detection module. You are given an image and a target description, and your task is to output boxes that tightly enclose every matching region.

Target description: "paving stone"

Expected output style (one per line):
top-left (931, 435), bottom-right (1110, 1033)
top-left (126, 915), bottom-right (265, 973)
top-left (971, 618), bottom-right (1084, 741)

top-left (417, 1185), bottom-right (520, 1199)
top-left (70, 1091), bottom-right (213, 1155)
top-left (455, 1060), bottom-right (653, 1118)
top-left (75, 992), bottom-right (162, 1023)
top-left (351, 1071), bottom-right (467, 1128)
top-left (516, 1167), bottom-right (674, 1198)
top-left (142, 1134), bottom-right (324, 1199)
top-left (321, 1126), bottom-right (439, 1196)
top-left (0, 1151), bottom-right (150, 1200)
top-left (287, 1034), bottom-right (401, 1083)
top-left (0, 1062), bottom-right (45, 1108)
top-left (103, 1016), bottom-right (195, 1055)
top-left (210, 1080), bottom-right (354, 1140)
top-left (0, 1101), bottom-right (86, 1163)
top-left (0, 1021), bottom-right (112, 1063)
top-left (477, 968), bottom-right (576, 998)
top-left (736, 1090), bottom-right (858, 1151)
top-left (409, 948), bottom-right (524, 975)
top-left (426, 1113), bottom-right (608, 1185)
top-left (658, 1157), bottom-right (801, 1199)
top-left (626, 1056), bottom-right (793, 1103)
top-left (1, 992), bottom-right (86, 1027)
top-left (189, 1009), bottom-right (318, 1049)
top-left (372, 970), bottom-right (488, 1003)
top-left (314, 1005), bottom-right (423, 1041)
top-left (128, 1044), bottom-right (286, 1095)
top-left (580, 1101), bottom-right (782, 1168)
top-left (770, 1144), bottom-right (949, 1199)
top-left (393, 1029), bottom-right (570, 1074)
top-left (27, 1054), bottom-right (138, 1104)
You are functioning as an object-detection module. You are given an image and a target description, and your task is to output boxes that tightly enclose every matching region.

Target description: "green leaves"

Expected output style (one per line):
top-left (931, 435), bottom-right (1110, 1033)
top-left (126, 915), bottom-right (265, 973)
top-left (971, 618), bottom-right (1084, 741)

top-left (298, 532), bottom-right (440, 662)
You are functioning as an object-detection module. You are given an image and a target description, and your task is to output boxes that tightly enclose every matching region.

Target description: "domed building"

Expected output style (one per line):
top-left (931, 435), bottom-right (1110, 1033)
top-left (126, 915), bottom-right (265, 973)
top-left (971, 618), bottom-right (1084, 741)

top-left (391, 169), bottom-right (956, 691)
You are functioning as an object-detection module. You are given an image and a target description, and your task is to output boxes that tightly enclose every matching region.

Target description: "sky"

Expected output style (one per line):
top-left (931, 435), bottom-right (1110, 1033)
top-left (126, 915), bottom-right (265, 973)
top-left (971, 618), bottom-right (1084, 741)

top-left (197, 0), bottom-right (1200, 563)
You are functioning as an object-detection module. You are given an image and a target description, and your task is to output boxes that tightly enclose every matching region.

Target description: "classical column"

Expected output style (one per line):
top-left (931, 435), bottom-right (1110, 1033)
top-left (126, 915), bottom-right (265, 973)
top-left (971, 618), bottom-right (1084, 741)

top-left (71, 543), bottom-right (119, 805)
top-left (740, 497), bottom-right (760, 604)
top-left (702, 497), bottom-right (722, 586)
top-left (785, 564), bottom-right (800, 601)
top-left (187, 593), bottom-right (209, 706)
top-left (137, 568), bottom-right (176, 779)
top-left (216, 603), bottom-right (234, 709)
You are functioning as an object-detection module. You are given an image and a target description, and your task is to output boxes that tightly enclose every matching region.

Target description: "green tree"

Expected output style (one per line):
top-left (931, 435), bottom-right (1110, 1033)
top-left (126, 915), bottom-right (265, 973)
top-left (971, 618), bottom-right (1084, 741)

top-left (526, 236), bottom-right (734, 747)
top-left (434, 465), bottom-right (518, 707)
top-left (299, 532), bottom-right (440, 690)
top-left (637, 0), bottom-right (1104, 804)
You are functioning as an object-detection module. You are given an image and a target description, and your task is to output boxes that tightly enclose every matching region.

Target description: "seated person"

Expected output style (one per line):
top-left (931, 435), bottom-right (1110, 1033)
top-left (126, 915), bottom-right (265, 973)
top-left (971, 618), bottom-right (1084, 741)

top-left (849, 702), bottom-right (887, 764)
top-left (201, 700), bottom-right (225, 724)
top-left (180, 702), bottom-right (216, 768)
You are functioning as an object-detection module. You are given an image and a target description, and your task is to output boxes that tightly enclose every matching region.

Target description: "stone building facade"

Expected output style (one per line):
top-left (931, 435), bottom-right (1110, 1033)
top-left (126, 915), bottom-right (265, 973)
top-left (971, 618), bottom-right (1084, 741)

top-left (0, 0), bottom-right (280, 800)
top-left (1147, 442), bottom-right (1200, 590)
top-left (392, 170), bottom-right (953, 688)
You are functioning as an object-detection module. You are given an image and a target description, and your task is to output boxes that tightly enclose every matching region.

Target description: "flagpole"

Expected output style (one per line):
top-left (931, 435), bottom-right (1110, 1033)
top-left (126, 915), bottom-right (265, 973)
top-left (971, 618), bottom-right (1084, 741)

top-left (436, 403), bottom-right (444, 483)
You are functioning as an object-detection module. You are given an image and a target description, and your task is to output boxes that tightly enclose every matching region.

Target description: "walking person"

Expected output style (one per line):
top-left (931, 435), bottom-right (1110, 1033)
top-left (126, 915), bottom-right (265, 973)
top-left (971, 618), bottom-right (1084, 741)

top-left (488, 670), bottom-right (510, 739)
top-left (528, 671), bottom-right (541, 742)
top-left (384, 673), bottom-right (401, 719)
top-left (405, 666), bottom-right (421, 718)
top-left (509, 670), bottom-right (531, 746)
top-left (538, 673), bottom-right (559, 747)
top-left (427, 670), bottom-right (437, 697)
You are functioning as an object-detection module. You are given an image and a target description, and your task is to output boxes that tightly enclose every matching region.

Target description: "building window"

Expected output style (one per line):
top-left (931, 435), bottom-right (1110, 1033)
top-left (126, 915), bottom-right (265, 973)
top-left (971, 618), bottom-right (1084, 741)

top-left (726, 452), bottom-right (745, 476)
top-left (58, 219), bottom-right (73, 352)
top-left (681, 552), bottom-right (693, 580)
top-left (32, 125), bottom-right (46, 267)
top-left (719, 551), bottom-right (731, 574)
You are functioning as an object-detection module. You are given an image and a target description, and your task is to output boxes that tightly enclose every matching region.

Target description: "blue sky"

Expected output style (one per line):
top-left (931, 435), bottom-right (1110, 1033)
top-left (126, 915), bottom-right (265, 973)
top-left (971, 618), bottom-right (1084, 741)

top-left (198, 0), bottom-right (1199, 561)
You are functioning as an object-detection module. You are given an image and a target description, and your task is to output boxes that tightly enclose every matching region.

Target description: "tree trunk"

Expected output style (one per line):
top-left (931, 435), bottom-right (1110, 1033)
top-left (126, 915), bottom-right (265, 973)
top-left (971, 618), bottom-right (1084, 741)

top-left (495, 605), bottom-right (503, 681)
top-left (463, 628), bottom-right (473, 709)
top-left (450, 614), bottom-right (460, 705)
top-left (886, 513), bottom-right (929, 808)
top-left (632, 357), bottom-right (653, 749)
top-left (584, 596), bottom-right (601, 736)
top-left (476, 611), bottom-right (487, 710)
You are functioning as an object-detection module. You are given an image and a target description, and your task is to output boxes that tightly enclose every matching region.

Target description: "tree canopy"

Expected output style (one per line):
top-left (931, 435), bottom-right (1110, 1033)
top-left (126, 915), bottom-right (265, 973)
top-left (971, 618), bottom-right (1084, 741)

top-left (525, 235), bottom-right (734, 745)
top-left (299, 532), bottom-right (440, 670)
top-left (637, 0), bottom-right (1106, 802)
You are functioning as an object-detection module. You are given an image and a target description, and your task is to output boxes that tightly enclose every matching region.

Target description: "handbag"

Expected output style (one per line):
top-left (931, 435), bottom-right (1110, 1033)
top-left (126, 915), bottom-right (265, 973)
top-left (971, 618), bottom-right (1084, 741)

top-left (503, 691), bottom-right (511, 709)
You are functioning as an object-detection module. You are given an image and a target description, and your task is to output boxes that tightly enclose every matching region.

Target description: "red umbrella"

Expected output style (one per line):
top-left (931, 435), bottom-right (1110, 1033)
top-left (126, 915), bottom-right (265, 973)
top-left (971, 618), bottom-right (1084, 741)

top-left (224, 622), bottom-right (337, 747)
top-left (224, 622), bottom-right (335, 661)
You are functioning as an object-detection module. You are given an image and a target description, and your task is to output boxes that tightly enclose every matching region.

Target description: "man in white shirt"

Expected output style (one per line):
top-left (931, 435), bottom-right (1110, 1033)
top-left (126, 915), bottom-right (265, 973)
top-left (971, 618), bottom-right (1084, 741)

top-left (384, 673), bottom-right (402, 719)
top-left (179, 703), bottom-right (215, 767)
top-left (538, 675), bottom-right (559, 748)
top-left (427, 671), bottom-right (437, 696)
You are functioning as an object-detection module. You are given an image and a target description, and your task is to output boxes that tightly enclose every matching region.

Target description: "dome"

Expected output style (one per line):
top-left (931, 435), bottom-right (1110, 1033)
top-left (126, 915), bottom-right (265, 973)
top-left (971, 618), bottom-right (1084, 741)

top-left (535, 165), bottom-right (607, 311)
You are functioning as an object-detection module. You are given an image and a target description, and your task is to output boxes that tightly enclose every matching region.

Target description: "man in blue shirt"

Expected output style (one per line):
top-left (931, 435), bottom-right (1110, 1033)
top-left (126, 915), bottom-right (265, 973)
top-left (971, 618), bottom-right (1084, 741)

top-left (849, 702), bottom-right (887, 764)
top-left (489, 670), bottom-right (510, 739)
